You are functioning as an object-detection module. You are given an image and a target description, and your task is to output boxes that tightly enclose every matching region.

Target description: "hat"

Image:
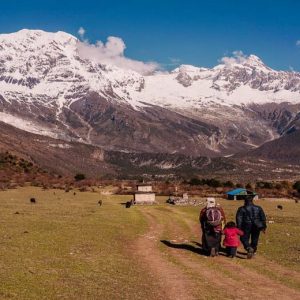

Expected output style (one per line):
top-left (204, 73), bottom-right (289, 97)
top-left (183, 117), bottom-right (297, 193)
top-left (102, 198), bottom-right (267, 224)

top-left (206, 197), bottom-right (216, 208)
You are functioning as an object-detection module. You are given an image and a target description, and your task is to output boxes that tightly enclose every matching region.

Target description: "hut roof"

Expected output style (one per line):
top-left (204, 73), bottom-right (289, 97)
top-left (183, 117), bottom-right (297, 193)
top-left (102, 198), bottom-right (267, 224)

top-left (226, 188), bottom-right (257, 196)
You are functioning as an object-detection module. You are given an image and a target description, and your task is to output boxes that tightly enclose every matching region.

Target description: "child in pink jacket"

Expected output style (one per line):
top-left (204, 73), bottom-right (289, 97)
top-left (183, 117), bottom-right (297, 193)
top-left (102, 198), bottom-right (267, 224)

top-left (223, 221), bottom-right (244, 258)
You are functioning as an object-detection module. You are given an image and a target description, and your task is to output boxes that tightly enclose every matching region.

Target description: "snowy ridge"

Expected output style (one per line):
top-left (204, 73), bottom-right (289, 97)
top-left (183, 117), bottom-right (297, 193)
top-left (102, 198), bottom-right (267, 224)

top-left (0, 29), bottom-right (299, 113)
top-left (0, 29), bottom-right (300, 156)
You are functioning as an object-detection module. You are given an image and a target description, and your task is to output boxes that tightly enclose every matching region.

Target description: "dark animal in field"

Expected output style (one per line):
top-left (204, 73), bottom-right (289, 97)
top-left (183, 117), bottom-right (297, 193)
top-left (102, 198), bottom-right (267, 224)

top-left (14, 211), bottom-right (20, 214)
top-left (277, 205), bottom-right (283, 210)
top-left (98, 200), bottom-right (102, 206)
top-left (125, 201), bottom-right (132, 208)
top-left (295, 199), bottom-right (299, 204)
top-left (73, 192), bottom-right (76, 196)
top-left (30, 198), bottom-right (36, 204)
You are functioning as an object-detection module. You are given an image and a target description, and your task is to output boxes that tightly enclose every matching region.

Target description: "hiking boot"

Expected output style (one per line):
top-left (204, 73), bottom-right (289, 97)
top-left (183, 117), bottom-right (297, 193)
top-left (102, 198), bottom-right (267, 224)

top-left (247, 247), bottom-right (254, 259)
top-left (210, 248), bottom-right (216, 257)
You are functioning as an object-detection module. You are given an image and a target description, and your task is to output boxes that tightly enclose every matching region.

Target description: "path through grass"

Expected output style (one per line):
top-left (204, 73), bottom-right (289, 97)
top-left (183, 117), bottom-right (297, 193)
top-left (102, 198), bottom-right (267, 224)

top-left (0, 188), bottom-right (299, 299)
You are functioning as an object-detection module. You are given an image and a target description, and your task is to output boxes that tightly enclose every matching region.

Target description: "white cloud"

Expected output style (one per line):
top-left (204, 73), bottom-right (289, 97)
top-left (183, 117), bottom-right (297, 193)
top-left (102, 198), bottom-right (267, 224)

top-left (220, 50), bottom-right (248, 66)
top-left (76, 28), bottom-right (160, 75)
top-left (78, 27), bottom-right (86, 39)
top-left (289, 66), bottom-right (295, 72)
top-left (296, 40), bottom-right (300, 46)
top-left (169, 57), bottom-right (181, 65)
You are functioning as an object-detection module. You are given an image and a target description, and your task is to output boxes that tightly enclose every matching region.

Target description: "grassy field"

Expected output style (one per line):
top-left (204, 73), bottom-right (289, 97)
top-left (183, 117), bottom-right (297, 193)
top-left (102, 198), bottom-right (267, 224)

top-left (0, 187), bottom-right (299, 299)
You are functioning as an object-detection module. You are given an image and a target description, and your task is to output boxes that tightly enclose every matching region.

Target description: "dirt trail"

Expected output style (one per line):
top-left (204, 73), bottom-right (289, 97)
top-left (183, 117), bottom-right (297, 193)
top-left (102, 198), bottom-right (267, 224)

top-left (135, 208), bottom-right (300, 300)
top-left (134, 212), bottom-right (197, 300)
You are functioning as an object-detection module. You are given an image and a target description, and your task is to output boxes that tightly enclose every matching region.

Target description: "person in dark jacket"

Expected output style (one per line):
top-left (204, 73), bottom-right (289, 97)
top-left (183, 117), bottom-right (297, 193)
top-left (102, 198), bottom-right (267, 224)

top-left (236, 195), bottom-right (267, 259)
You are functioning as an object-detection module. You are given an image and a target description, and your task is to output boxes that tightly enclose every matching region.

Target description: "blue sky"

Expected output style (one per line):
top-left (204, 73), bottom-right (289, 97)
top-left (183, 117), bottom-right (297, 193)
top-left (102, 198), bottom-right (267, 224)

top-left (1, 0), bottom-right (300, 71)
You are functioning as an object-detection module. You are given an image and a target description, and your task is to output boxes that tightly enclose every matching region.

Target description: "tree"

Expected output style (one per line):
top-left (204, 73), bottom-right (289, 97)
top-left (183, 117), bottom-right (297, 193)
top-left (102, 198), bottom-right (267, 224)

top-left (293, 181), bottom-right (300, 192)
top-left (245, 183), bottom-right (253, 190)
top-left (74, 173), bottom-right (86, 181)
top-left (208, 178), bottom-right (222, 188)
top-left (223, 181), bottom-right (234, 188)
top-left (189, 178), bottom-right (202, 186)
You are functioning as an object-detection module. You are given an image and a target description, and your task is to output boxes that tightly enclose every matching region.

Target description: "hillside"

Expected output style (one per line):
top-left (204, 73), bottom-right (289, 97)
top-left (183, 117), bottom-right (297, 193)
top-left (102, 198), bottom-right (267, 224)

top-left (0, 150), bottom-right (51, 188)
top-left (239, 130), bottom-right (300, 164)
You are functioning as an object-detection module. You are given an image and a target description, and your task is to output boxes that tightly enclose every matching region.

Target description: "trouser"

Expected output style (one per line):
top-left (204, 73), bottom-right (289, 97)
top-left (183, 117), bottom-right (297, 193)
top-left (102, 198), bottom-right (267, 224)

top-left (202, 228), bottom-right (221, 252)
top-left (240, 226), bottom-right (261, 252)
top-left (226, 247), bottom-right (237, 257)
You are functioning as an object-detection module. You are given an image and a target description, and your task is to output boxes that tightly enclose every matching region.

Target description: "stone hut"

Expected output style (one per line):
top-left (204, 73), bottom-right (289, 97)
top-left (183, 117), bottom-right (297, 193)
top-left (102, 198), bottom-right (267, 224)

top-left (133, 184), bottom-right (156, 204)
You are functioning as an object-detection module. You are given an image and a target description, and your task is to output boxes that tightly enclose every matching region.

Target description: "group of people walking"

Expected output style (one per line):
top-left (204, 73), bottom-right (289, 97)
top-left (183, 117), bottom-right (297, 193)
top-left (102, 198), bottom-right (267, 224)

top-left (199, 195), bottom-right (267, 259)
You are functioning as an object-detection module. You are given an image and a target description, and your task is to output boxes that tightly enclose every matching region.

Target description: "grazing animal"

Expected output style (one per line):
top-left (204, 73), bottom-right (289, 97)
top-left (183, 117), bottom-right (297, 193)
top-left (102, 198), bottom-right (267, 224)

top-left (277, 205), bottom-right (283, 210)
top-left (30, 198), bottom-right (36, 204)
top-left (73, 192), bottom-right (76, 196)
top-left (14, 211), bottom-right (20, 215)
top-left (98, 200), bottom-right (102, 206)
top-left (295, 199), bottom-right (299, 204)
top-left (125, 201), bottom-right (132, 208)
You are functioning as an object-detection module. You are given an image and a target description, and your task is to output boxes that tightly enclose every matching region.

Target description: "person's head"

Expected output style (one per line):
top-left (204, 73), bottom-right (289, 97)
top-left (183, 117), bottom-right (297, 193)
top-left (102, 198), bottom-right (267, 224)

top-left (226, 221), bottom-right (236, 228)
top-left (206, 197), bottom-right (216, 208)
top-left (244, 195), bottom-right (254, 205)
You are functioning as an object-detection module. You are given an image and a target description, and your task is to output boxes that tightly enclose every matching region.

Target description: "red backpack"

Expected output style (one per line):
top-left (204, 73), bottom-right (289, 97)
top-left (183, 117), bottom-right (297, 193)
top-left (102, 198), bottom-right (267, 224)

top-left (206, 207), bottom-right (222, 226)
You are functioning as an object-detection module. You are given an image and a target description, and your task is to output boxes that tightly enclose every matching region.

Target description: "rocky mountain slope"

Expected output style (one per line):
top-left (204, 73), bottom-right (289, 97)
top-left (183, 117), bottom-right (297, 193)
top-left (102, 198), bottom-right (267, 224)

top-left (3, 120), bottom-right (299, 182)
top-left (0, 121), bottom-right (233, 178)
top-left (238, 129), bottom-right (300, 164)
top-left (0, 29), bottom-right (300, 162)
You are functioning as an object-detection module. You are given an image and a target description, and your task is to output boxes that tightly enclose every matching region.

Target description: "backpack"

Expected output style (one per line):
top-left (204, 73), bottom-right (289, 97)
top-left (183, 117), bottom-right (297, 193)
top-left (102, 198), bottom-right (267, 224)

top-left (206, 207), bottom-right (222, 226)
top-left (245, 206), bottom-right (265, 230)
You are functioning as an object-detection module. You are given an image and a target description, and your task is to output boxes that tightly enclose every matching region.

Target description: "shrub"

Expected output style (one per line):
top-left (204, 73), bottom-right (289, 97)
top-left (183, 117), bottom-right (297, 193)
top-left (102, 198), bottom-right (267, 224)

top-left (206, 178), bottom-right (222, 188)
top-left (293, 181), bottom-right (300, 191)
top-left (223, 181), bottom-right (234, 188)
top-left (256, 181), bottom-right (273, 189)
top-left (74, 173), bottom-right (86, 181)
top-left (245, 183), bottom-right (253, 189)
top-left (189, 178), bottom-right (202, 186)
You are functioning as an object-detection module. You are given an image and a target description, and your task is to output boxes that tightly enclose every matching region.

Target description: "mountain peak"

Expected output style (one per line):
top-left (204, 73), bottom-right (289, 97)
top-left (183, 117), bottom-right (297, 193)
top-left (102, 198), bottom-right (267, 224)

top-left (215, 53), bottom-right (272, 72)
top-left (242, 54), bottom-right (269, 69)
top-left (0, 29), bottom-right (76, 43)
top-left (172, 64), bottom-right (208, 73)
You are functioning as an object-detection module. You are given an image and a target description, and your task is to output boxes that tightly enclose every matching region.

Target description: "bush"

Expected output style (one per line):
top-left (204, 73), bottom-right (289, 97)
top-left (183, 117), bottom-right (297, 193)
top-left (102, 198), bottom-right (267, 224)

top-left (189, 178), bottom-right (202, 186)
top-left (74, 173), bottom-right (86, 181)
top-left (256, 181), bottom-right (273, 189)
top-left (293, 181), bottom-right (300, 191)
top-left (245, 183), bottom-right (253, 189)
top-left (223, 181), bottom-right (234, 188)
top-left (205, 178), bottom-right (222, 188)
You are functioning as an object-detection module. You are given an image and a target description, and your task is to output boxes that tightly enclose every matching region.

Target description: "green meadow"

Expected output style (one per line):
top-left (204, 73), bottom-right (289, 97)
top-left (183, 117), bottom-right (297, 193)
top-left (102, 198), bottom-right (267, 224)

top-left (0, 187), bottom-right (299, 299)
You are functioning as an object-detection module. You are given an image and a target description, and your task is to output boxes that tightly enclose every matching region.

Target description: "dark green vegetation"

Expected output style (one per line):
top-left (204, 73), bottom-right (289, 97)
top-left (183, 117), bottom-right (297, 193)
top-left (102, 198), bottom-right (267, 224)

top-left (74, 173), bottom-right (86, 181)
top-left (0, 152), bottom-right (36, 173)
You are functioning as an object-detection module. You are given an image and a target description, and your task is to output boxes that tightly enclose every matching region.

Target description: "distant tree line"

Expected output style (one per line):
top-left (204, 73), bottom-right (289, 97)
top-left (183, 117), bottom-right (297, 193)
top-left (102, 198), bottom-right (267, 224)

top-left (186, 178), bottom-right (235, 188)
top-left (184, 178), bottom-right (300, 191)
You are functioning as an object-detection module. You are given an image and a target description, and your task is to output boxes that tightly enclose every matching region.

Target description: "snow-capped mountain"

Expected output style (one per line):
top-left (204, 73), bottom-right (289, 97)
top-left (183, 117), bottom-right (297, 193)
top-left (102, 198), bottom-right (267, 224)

top-left (1, 29), bottom-right (300, 157)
